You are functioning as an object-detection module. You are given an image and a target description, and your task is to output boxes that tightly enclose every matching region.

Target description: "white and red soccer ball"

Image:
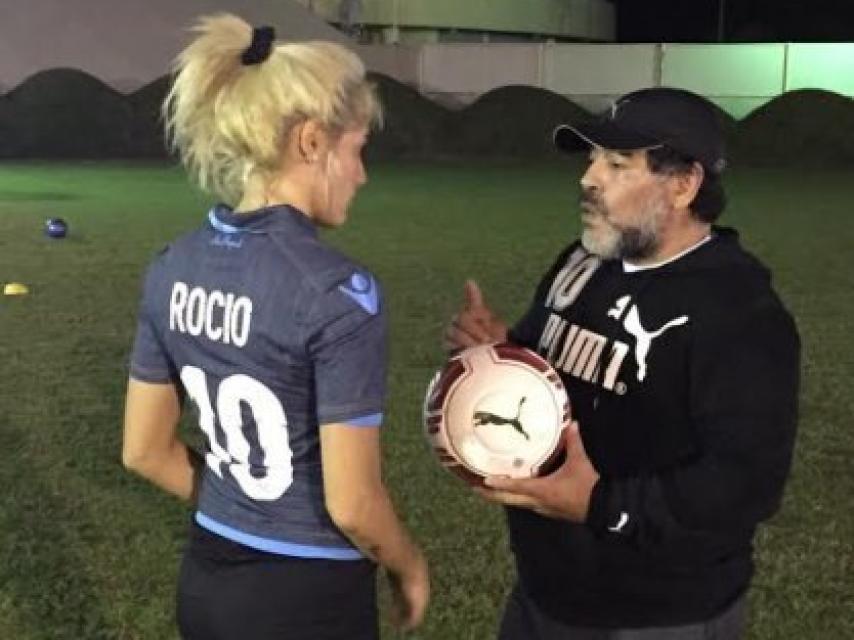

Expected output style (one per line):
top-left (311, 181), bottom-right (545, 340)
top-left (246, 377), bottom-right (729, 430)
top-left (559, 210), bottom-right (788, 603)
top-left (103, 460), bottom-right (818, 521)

top-left (423, 343), bottom-right (571, 484)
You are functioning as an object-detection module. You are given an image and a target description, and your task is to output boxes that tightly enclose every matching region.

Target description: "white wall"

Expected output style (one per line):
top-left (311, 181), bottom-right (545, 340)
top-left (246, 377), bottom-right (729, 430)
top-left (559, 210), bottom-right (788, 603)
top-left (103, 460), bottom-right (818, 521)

top-left (543, 44), bottom-right (659, 112)
top-left (354, 42), bottom-right (854, 118)
top-left (359, 44), bottom-right (421, 84)
top-left (786, 44), bottom-right (854, 94)
top-left (660, 44), bottom-right (786, 118)
top-left (0, 0), bottom-right (349, 94)
top-left (2, 4), bottom-right (852, 121)
top-left (419, 43), bottom-right (543, 106)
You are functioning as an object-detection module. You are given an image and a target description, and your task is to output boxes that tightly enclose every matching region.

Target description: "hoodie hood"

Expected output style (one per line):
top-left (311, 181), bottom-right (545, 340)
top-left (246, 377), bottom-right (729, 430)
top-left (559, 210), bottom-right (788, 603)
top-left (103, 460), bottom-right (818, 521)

top-left (645, 226), bottom-right (772, 285)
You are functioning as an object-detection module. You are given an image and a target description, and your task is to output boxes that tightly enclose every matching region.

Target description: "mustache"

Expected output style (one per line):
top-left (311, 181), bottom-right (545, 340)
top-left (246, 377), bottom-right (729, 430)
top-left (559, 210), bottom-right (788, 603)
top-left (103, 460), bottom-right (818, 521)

top-left (579, 189), bottom-right (604, 214)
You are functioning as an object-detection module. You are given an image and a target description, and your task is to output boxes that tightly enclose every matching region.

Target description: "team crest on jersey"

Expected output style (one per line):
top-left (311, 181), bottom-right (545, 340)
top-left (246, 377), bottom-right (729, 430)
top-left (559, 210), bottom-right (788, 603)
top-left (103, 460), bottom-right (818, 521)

top-left (211, 233), bottom-right (244, 249)
top-left (208, 208), bottom-right (245, 249)
top-left (338, 272), bottom-right (379, 315)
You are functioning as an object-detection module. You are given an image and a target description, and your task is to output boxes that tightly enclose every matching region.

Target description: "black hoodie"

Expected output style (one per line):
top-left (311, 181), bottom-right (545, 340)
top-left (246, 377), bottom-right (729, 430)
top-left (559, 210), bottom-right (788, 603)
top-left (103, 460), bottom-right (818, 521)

top-left (506, 227), bottom-right (800, 628)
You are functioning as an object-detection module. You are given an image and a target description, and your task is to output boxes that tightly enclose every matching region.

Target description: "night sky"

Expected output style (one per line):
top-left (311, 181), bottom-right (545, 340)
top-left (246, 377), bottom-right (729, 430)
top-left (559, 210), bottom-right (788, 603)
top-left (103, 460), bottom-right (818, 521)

top-left (615, 0), bottom-right (854, 43)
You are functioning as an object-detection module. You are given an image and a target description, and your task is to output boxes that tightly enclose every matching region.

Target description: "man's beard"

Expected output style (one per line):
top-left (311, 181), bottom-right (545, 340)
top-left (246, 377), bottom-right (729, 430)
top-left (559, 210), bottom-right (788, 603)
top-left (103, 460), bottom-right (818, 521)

top-left (579, 189), bottom-right (667, 261)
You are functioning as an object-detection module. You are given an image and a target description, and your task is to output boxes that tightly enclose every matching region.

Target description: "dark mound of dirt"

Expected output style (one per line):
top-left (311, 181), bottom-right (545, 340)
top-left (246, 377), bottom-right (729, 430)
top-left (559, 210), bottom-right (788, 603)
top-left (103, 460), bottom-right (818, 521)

top-left (0, 68), bottom-right (132, 158)
top-left (731, 89), bottom-right (854, 167)
top-left (3, 70), bottom-right (851, 166)
top-left (127, 75), bottom-right (172, 158)
top-left (365, 72), bottom-right (451, 160)
top-left (443, 85), bottom-right (592, 157)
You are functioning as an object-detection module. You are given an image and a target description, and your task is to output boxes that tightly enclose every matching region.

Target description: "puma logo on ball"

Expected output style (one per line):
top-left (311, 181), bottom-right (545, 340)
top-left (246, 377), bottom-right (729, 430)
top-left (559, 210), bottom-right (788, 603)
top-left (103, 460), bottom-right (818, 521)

top-left (473, 397), bottom-right (530, 440)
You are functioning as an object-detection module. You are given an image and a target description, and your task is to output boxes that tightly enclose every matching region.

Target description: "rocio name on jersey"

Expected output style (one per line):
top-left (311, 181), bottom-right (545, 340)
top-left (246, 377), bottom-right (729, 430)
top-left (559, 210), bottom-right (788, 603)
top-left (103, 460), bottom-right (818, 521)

top-left (169, 281), bottom-right (253, 347)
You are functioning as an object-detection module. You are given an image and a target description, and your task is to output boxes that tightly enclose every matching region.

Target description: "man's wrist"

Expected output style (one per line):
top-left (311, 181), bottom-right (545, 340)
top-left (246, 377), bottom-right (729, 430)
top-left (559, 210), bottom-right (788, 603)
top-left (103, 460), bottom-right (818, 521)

top-left (585, 476), bottom-right (613, 533)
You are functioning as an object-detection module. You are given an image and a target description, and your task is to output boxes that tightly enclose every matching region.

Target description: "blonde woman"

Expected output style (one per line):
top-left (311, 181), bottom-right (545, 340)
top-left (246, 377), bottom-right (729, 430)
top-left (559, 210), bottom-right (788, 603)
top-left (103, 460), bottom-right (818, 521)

top-left (122, 14), bottom-right (428, 639)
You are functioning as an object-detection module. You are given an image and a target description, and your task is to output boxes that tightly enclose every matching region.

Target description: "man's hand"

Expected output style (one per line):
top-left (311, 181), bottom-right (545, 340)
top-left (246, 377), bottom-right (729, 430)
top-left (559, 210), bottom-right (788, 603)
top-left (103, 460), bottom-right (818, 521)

top-left (444, 279), bottom-right (508, 352)
top-left (476, 422), bottom-right (599, 523)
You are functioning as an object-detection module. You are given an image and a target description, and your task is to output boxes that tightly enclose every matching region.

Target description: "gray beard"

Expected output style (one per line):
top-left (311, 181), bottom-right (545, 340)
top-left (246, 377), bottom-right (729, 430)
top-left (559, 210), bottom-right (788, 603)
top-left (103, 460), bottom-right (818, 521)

top-left (580, 198), bottom-right (666, 260)
top-left (582, 222), bottom-right (659, 260)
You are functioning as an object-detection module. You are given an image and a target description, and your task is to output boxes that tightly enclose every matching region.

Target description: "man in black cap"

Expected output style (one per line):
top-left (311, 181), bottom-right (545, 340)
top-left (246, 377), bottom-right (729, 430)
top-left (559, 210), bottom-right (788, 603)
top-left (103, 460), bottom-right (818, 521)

top-left (445, 87), bottom-right (800, 639)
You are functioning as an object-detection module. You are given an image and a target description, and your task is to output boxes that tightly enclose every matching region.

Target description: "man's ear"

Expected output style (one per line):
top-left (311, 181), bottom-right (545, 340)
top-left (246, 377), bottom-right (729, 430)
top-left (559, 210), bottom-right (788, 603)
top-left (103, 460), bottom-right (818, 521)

top-left (296, 119), bottom-right (328, 163)
top-left (670, 161), bottom-right (704, 210)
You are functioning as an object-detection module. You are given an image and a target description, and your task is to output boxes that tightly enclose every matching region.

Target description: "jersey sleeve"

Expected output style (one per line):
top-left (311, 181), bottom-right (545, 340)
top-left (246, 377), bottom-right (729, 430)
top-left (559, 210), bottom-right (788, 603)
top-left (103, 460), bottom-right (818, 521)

top-left (303, 270), bottom-right (388, 427)
top-left (128, 257), bottom-right (177, 384)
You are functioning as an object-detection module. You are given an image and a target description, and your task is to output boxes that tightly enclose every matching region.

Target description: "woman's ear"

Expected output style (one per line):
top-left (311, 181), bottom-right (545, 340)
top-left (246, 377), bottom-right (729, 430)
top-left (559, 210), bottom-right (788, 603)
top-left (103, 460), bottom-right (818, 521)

top-left (296, 119), bottom-right (328, 164)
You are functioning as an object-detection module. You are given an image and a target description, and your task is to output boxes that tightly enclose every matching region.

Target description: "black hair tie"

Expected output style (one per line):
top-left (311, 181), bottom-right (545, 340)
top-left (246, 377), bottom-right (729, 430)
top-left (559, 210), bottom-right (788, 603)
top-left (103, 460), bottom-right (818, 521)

top-left (241, 26), bottom-right (275, 65)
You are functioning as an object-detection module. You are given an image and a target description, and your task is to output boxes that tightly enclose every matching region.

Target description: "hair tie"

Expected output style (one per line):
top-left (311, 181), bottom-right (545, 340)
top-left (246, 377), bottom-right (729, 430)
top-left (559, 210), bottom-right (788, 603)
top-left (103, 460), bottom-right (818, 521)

top-left (241, 26), bottom-right (275, 66)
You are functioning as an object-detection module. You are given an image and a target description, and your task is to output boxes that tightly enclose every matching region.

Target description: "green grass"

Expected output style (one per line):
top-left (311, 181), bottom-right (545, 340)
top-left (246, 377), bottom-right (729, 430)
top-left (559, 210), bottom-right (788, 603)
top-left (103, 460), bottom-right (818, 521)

top-left (0, 159), bottom-right (852, 639)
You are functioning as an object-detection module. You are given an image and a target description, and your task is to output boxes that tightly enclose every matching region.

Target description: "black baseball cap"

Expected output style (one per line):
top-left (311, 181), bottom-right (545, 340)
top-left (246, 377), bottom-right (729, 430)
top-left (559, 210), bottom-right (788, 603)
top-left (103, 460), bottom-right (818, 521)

top-left (554, 87), bottom-right (727, 175)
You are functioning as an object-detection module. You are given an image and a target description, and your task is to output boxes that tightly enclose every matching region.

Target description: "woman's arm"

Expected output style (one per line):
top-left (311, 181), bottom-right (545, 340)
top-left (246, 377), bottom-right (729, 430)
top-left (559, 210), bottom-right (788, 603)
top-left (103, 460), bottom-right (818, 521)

top-left (122, 378), bottom-right (202, 502)
top-left (320, 423), bottom-right (429, 629)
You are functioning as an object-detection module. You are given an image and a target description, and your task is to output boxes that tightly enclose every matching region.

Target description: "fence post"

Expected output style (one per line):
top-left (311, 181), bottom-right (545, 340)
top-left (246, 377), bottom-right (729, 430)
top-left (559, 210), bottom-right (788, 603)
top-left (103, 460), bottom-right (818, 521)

top-left (782, 42), bottom-right (790, 94)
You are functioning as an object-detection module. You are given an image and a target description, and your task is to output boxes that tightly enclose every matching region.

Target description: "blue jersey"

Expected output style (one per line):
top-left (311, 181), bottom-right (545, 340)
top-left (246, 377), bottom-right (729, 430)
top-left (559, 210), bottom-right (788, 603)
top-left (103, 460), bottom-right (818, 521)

top-left (129, 204), bottom-right (386, 560)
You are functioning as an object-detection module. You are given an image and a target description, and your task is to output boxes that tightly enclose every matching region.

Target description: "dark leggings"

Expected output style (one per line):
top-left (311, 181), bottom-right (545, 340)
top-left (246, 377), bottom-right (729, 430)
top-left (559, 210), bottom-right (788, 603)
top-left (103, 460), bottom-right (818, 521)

top-left (177, 522), bottom-right (378, 640)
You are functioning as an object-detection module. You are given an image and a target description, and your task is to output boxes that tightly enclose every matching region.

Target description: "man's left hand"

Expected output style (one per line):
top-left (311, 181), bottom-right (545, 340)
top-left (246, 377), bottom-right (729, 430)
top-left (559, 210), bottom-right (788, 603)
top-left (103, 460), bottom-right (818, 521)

top-left (477, 421), bottom-right (599, 523)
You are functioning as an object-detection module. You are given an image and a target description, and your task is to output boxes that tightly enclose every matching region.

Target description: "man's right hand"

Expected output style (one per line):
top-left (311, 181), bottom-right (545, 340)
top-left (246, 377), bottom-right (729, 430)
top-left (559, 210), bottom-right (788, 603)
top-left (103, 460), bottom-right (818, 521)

top-left (443, 279), bottom-right (508, 351)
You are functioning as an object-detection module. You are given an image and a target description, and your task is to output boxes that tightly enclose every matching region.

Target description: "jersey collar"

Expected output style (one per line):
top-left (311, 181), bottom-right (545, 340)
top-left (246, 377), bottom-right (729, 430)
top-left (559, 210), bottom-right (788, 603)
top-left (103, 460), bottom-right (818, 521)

top-left (208, 203), bottom-right (318, 238)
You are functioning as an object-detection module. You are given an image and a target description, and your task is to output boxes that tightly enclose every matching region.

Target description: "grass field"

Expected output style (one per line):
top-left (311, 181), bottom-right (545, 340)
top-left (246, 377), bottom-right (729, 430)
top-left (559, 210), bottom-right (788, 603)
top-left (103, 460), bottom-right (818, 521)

top-left (0, 158), bottom-right (852, 639)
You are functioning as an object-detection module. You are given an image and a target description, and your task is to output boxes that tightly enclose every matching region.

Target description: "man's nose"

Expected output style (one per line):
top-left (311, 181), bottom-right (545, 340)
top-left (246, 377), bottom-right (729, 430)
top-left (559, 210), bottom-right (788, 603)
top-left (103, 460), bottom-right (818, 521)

top-left (580, 161), bottom-right (600, 192)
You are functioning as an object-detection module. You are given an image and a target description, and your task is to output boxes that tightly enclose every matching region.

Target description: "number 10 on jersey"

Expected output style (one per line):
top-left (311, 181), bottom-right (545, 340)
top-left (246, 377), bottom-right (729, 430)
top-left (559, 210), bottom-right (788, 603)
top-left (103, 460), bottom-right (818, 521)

top-left (181, 366), bottom-right (294, 501)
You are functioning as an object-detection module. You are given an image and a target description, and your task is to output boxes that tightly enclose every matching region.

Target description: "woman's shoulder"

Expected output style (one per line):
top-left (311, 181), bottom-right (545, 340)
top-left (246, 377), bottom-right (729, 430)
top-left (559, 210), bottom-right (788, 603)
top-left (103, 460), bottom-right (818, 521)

top-left (270, 232), bottom-right (377, 297)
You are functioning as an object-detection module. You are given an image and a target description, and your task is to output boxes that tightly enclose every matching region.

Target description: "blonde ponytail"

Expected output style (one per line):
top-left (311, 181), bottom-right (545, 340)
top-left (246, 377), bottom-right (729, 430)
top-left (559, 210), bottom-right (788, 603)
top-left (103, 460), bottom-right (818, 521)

top-left (163, 13), bottom-right (381, 204)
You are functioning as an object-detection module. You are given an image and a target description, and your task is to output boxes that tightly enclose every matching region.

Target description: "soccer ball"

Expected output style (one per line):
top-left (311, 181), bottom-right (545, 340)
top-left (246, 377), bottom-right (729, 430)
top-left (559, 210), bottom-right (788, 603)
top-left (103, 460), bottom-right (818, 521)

top-left (423, 343), bottom-right (570, 484)
top-left (44, 218), bottom-right (68, 239)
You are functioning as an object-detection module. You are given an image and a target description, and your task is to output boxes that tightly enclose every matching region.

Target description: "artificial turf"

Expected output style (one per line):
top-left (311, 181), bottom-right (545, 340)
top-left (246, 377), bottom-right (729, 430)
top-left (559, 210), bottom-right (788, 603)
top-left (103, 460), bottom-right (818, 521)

top-left (0, 158), bottom-right (851, 639)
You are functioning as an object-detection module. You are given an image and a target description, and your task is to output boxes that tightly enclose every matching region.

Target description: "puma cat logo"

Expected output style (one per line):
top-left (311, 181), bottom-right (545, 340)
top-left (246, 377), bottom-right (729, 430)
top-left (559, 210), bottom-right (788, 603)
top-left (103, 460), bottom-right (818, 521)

top-left (608, 296), bottom-right (689, 382)
top-left (473, 397), bottom-right (530, 440)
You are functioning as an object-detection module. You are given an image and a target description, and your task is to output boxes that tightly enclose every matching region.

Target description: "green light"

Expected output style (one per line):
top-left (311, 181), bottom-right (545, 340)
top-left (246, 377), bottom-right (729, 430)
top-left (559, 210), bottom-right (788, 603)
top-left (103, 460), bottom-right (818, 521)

top-left (787, 44), bottom-right (854, 94)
